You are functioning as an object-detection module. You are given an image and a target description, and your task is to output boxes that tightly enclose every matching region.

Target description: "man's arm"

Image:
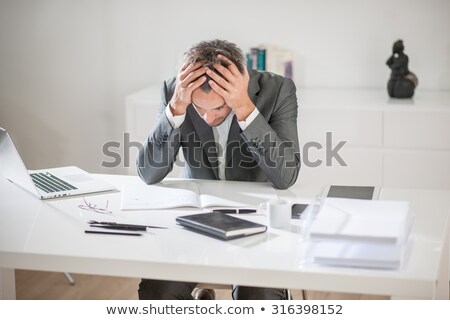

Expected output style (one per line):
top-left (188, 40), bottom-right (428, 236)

top-left (241, 78), bottom-right (301, 190)
top-left (136, 62), bottom-right (207, 184)
top-left (136, 80), bottom-right (182, 184)
top-left (206, 55), bottom-right (300, 189)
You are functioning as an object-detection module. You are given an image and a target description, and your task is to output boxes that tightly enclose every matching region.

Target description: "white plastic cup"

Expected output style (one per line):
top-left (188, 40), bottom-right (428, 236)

top-left (263, 199), bottom-right (291, 229)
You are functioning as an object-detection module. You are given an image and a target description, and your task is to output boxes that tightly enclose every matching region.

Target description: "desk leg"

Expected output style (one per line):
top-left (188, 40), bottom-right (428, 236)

top-left (434, 217), bottom-right (450, 299)
top-left (0, 268), bottom-right (16, 300)
top-left (390, 295), bottom-right (427, 300)
top-left (391, 221), bottom-right (450, 300)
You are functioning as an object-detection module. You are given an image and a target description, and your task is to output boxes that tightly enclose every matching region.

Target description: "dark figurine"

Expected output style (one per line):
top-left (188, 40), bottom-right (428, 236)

top-left (386, 40), bottom-right (418, 98)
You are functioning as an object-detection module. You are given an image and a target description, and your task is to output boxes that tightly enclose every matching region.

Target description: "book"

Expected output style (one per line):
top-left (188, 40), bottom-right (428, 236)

top-left (263, 44), bottom-right (294, 78)
top-left (305, 198), bottom-right (412, 245)
top-left (257, 49), bottom-right (266, 71)
top-left (120, 179), bottom-right (278, 210)
top-left (307, 237), bottom-right (413, 269)
top-left (250, 47), bottom-right (259, 70)
top-left (245, 45), bottom-right (294, 77)
top-left (176, 212), bottom-right (267, 240)
top-left (303, 197), bottom-right (413, 269)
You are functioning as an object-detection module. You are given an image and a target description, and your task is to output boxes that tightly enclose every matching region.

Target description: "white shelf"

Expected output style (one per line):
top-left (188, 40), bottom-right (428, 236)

top-left (126, 87), bottom-right (450, 189)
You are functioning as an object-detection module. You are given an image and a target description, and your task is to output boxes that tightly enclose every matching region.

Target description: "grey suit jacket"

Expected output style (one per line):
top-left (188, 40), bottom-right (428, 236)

top-left (137, 69), bottom-right (300, 189)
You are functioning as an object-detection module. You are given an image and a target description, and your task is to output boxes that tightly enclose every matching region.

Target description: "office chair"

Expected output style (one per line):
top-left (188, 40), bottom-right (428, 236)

top-left (195, 283), bottom-right (304, 300)
top-left (63, 272), bottom-right (75, 285)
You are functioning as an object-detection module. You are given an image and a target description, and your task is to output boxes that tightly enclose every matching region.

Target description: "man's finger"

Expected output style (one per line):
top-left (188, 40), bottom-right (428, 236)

top-left (211, 63), bottom-right (234, 83)
top-left (217, 54), bottom-right (241, 76)
top-left (179, 61), bottom-right (190, 72)
top-left (181, 67), bottom-right (207, 86)
top-left (187, 76), bottom-right (207, 90)
top-left (206, 68), bottom-right (231, 91)
top-left (208, 80), bottom-right (227, 98)
top-left (180, 61), bottom-right (204, 80)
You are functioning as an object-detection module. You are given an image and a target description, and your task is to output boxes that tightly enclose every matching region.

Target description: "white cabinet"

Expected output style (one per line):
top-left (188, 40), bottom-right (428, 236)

top-left (297, 89), bottom-right (450, 189)
top-left (126, 87), bottom-right (450, 189)
top-left (384, 110), bottom-right (450, 149)
top-left (299, 106), bottom-right (383, 147)
top-left (125, 86), bottom-right (161, 142)
top-left (383, 150), bottom-right (450, 190)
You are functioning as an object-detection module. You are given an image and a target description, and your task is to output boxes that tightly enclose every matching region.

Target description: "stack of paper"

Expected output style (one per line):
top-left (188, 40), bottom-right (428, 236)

top-left (303, 198), bottom-right (413, 269)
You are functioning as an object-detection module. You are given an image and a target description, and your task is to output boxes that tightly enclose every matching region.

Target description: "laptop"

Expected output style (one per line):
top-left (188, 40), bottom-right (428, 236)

top-left (0, 127), bottom-right (115, 199)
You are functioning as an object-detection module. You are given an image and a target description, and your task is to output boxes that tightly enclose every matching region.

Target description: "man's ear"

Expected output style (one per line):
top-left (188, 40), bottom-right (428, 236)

top-left (243, 65), bottom-right (249, 77)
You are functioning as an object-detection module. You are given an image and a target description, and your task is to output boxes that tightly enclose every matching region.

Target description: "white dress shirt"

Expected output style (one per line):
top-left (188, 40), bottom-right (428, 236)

top-left (165, 105), bottom-right (260, 180)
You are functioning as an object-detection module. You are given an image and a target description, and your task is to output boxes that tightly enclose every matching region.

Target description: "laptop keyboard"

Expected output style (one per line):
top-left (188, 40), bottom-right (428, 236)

top-left (30, 172), bottom-right (78, 193)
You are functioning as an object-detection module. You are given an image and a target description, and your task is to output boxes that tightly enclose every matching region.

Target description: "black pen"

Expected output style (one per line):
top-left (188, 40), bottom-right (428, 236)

top-left (90, 225), bottom-right (147, 232)
top-left (87, 221), bottom-right (167, 229)
top-left (212, 209), bottom-right (257, 214)
top-left (85, 230), bottom-right (142, 236)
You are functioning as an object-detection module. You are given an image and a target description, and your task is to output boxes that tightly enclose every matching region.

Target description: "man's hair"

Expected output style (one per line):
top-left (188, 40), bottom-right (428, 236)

top-left (184, 39), bottom-right (245, 93)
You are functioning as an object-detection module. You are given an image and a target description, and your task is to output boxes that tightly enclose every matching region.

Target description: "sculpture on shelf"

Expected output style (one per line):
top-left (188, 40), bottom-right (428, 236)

top-left (386, 40), bottom-right (418, 98)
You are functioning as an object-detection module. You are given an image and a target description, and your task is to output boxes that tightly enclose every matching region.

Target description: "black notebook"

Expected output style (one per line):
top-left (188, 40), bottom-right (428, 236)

top-left (176, 212), bottom-right (267, 240)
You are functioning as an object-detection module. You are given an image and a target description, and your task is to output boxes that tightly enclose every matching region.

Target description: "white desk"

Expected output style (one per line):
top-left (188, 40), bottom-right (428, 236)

top-left (1, 174), bottom-right (449, 299)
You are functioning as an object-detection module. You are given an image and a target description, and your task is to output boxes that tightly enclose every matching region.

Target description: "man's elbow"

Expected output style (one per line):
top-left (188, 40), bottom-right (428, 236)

top-left (136, 163), bottom-right (151, 184)
top-left (273, 160), bottom-right (301, 190)
top-left (136, 166), bottom-right (165, 185)
top-left (136, 155), bottom-right (164, 185)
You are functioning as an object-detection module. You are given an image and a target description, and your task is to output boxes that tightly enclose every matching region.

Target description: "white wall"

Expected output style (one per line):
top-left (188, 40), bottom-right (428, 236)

top-left (0, 0), bottom-right (449, 174)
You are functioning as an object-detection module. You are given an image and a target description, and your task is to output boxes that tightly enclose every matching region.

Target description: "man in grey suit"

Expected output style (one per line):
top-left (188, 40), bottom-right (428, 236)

top-left (137, 40), bottom-right (300, 300)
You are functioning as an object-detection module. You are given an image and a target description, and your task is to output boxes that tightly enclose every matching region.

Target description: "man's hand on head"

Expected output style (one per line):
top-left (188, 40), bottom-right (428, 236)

top-left (170, 61), bottom-right (207, 116)
top-left (206, 55), bottom-right (256, 121)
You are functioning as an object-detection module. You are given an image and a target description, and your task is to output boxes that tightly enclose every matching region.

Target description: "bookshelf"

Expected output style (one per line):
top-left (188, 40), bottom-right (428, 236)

top-left (245, 45), bottom-right (294, 79)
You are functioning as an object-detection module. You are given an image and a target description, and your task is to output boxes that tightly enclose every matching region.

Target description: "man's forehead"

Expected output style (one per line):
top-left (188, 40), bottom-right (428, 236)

top-left (191, 88), bottom-right (226, 110)
top-left (192, 101), bottom-right (227, 110)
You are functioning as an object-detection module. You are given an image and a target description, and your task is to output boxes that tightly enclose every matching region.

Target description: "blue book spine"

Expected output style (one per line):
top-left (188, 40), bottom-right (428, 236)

top-left (257, 49), bottom-right (266, 71)
top-left (246, 53), bottom-right (253, 69)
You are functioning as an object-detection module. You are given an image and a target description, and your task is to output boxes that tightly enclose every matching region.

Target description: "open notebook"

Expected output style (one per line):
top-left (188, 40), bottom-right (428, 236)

top-left (121, 179), bottom-right (278, 210)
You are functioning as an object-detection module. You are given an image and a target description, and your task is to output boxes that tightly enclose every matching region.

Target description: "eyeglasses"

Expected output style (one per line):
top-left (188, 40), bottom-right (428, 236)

top-left (78, 197), bottom-right (113, 215)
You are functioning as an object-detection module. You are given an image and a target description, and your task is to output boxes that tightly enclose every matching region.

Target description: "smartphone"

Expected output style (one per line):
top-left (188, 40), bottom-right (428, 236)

top-left (291, 203), bottom-right (309, 219)
top-left (322, 185), bottom-right (380, 200)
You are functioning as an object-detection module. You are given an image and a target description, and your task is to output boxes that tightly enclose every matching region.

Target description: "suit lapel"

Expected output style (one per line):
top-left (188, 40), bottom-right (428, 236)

top-left (225, 70), bottom-right (261, 176)
top-left (247, 69), bottom-right (261, 105)
top-left (186, 71), bottom-right (260, 180)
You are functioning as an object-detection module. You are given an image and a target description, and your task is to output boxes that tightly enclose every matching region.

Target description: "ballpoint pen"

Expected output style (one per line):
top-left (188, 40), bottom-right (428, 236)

top-left (87, 220), bottom-right (168, 229)
top-left (85, 230), bottom-right (142, 237)
top-left (212, 209), bottom-right (257, 214)
top-left (90, 225), bottom-right (147, 232)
